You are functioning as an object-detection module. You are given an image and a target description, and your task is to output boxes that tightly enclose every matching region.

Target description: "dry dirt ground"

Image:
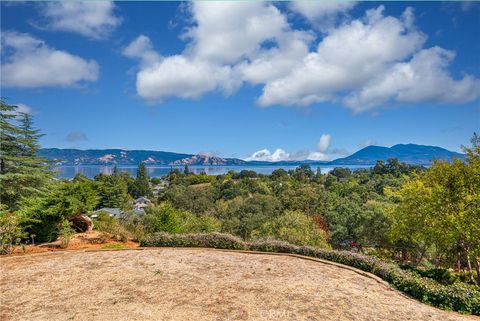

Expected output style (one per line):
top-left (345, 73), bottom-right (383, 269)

top-left (0, 248), bottom-right (477, 321)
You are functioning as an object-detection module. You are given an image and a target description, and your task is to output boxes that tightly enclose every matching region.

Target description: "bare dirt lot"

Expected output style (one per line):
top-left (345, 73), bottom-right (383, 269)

top-left (0, 248), bottom-right (477, 321)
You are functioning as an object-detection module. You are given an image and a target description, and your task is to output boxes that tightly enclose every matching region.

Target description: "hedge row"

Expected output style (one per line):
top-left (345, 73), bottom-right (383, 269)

top-left (141, 232), bottom-right (248, 250)
top-left (141, 232), bottom-right (480, 315)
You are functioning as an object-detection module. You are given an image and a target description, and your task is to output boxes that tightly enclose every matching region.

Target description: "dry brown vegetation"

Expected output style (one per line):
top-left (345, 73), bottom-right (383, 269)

top-left (8, 231), bottom-right (139, 255)
top-left (1, 248), bottom-right (477, 321)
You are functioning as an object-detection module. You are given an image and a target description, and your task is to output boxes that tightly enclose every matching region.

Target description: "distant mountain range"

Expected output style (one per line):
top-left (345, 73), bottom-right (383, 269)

top-left (39, 144), bottom-right (465, 167)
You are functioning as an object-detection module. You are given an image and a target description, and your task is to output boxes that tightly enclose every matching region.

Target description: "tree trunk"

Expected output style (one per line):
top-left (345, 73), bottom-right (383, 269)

top-left (465, 246), bottom-right (475, 283)
top-left (415, 245), bottom-right (427, 267)
top-left (475, 255), bottom-right (480, 286)
top-left (401, 249), bottom-right (408, 263)
top-left (456, 249), bottom-right (462, 272)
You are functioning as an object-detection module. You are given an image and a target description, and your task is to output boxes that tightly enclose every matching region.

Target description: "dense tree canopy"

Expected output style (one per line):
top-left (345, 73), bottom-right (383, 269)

top-left (388, 134), bottom-right (480, 283)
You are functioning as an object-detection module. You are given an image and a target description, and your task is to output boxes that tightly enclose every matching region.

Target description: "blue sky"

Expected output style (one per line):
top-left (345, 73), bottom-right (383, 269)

top-left (1, 1), bottom-right (479, 161)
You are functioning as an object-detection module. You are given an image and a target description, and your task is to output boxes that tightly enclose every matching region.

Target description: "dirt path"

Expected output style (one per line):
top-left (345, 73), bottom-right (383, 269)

top-left (0, 248), bottom-right (477, 321)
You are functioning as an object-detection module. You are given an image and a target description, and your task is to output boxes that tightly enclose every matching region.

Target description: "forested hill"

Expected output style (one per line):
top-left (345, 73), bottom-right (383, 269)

top-left (39, 144), bottom-right (466, 166)
top-left (330, 144), bottom-right (466, 165)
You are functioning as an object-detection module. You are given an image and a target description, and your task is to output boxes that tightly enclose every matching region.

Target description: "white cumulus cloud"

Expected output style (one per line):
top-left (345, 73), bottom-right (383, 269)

top-left (317, 134), bottom-right (331, 153)
top-left (183, 2), bottom-right (288, 65)
top-left (135, 55), bottom-right (239, 102)
top-left (39, 1), bottom-right (121, 39)
top-left (123, 2), bottom-right (291, 102)
top-left (123, 35), bottom-right (161, 66)
top-left (245, 134), bottom-right (336, 162)
top-left (344, 46), bottom-right (480, 111)
top-left (290, 1), bottom-right (357, 32)
top-left (245, 148), bottom-right (290, 162)
top-left (1, 32), bottom-right (99, 88)
top-left (257, 6), bottom-right (427, 107)
top-left (123, 3), bottom-right (479, 111)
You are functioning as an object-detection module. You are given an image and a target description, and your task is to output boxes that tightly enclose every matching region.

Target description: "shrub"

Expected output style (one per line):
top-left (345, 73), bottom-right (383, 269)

top-left (141, 232), bottom-right (480, 314)
top-left (141, 232), bottom-right (247, 250)
top-left (252, 210), bottom-right (330, 248)
top-left (94, 212), bottom-right (130, 242)
top-left (59, 219), bottom-right (74, 248)
top-left (143, 203), bottom-right (182, 234)
top-left (0, 212), bottom-right (27, 255)
top-left (178, 212), bottom-right (221, 234)
top-left (120, 211), bottom-right (147, 242)
top-left (185, 174), bottom-right (215, 185)
top-left (400, 265), bottom-right (461, 285)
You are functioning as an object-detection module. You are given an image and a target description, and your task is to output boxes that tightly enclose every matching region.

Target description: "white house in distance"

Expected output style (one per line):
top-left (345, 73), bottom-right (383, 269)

top-left (91, 208), bottom-right (123, 219)
top-left (89, 197), bottom-right (151, 219)
top-left (134, 196), bottom-right (151, 211)
top-left (152, 180), bottom-right (169, 196)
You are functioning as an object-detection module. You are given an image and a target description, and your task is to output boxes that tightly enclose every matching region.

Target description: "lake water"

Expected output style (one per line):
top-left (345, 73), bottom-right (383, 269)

top-left (54, 165), bottom-right (372, 179)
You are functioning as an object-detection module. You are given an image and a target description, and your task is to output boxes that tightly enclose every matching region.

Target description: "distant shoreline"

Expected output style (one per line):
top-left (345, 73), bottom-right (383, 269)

top-left (53, 164), bottom-right (374, 179)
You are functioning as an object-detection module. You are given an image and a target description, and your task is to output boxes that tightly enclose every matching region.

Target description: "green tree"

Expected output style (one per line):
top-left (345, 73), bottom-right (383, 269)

top-left (254, 210), bottom-right (330, 248)
top-left (388, 136), bottom-right (480, 283)
top-left (143, 203), bottom-right (182, 234)
top-left (218, 194), bottom-right (281, 240)
top-left (271, 168), bottom-right (288, 180)
top-left (373, 160), bottom-right (387, 175)
top-left (0, 100), bottom-right (21, 175)
top-left (292, 164), bottom-right (314, 182)
top-left (177, 211), bottom-right (221, 233)
top-left (95, 172), bottom-right (132, 209)
top-left (325, 198), bottom-right (363, 248)
top-left (130, 162), bottom-right (152, 198)
top-left (0, 101), bottom-right (53, 210)
top-left (329, 167), bottom-right (352, 181)
top-left (19, 179), bottom-right (100, 242)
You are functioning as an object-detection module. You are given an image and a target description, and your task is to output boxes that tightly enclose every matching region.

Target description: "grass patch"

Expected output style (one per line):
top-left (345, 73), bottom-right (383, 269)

top-left (101, 244), bottom-right (126, 250)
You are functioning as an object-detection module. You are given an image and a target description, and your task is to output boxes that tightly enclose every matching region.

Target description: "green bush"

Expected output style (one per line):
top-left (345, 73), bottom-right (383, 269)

top-left (143, 203), bottom-right (183, 234)
top-left (252, 210), bottom-right (330, 248)
top-left (59, 219), bottom-right (74, 248)
top-left (0, 211), bottom-right (27, 255)
top-left (178, 212), bottom-right (221, 233)
top-left (143, 203), bottom-right (221, 235)
top-left (141, 232), bottom-right (247, 250)
top-left (141, 232), bottom-right (480, 315)
top-left (185, 174), bottom-right (215, 185)
top-left (119, 211), bottom-right (147, 242)
top-left (94, 212), bottom-right (130, 242)
top-left (400, 265), bottom-right (461, 285)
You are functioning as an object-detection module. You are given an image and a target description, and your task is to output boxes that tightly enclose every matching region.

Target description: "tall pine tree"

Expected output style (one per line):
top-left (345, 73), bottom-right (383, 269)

top-left (130, 162), bottom-right (152, 198)
top-left (0, 100), bottom-right (53, 210)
